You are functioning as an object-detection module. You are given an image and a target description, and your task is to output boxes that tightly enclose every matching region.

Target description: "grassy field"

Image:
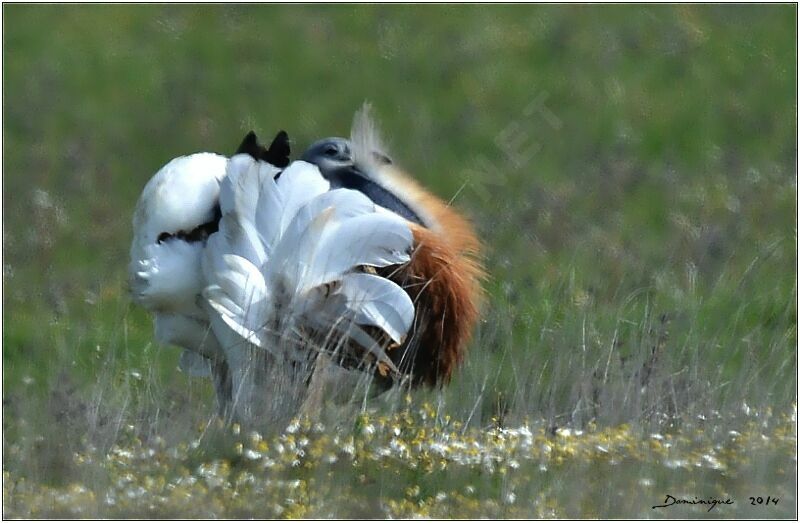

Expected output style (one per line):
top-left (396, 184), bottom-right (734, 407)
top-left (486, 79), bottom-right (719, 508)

top-left (3, 4), bottom-right (796, 518)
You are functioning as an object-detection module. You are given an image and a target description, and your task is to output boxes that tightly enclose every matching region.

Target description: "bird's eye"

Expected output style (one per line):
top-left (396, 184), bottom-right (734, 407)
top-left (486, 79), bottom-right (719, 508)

top-left (372, 152), bottom-right (392, 165)
top-left (323, 145), bottom-right (339, 157)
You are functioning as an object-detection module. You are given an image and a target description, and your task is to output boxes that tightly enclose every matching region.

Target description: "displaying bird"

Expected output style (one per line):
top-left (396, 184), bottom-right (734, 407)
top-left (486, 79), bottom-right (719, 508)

top-left (130, 108), bottom-right (484, 422)
top-left (301, 106), bottom-right (485, 386)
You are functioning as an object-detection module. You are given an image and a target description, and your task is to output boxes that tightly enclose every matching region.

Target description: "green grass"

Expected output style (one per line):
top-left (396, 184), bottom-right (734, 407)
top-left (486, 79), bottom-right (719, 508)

top-left (3, 4), bottom-right (796, 518)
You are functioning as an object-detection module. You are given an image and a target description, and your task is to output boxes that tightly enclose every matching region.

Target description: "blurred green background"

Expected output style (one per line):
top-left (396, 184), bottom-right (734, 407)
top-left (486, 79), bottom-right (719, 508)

top-left (2, 4), bottom-right (796, 517)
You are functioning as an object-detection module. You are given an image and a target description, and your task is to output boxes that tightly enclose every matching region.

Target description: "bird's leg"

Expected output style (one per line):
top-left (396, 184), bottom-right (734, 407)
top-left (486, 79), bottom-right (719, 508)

top-left (210, 356), bottom-right (235, 424)
top-left (298, 354), bottom-right (330, 419)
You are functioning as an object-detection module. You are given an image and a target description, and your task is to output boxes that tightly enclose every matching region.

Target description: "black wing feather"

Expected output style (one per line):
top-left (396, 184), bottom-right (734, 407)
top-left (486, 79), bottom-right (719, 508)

top-left (235, 130), bottom-right (291, 168)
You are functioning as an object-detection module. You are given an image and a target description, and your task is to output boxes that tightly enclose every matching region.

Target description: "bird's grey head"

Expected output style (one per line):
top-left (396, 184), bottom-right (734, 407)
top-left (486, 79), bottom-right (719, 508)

top-left (301, 137), bottom-right (353, 172)
top-left (301, 137), bottom-right (392, 171)
top-left (301, 138), bottom-right (423, 226)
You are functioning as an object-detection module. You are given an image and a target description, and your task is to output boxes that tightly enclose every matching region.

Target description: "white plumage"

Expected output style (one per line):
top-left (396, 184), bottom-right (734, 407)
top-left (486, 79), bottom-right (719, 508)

top-left (130, 147), bottom-right (417, 421)
top-left (130, 153), bottom-right (227, 314)
top-left (130, 153), bottom-right (228, 379)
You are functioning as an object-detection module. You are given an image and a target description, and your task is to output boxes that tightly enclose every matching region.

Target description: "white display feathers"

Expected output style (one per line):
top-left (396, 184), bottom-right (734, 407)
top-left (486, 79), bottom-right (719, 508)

top-left (130, 152), bottom-right (227, 315)
top-left (129, 153), bottom-right (229, 380)
top-left (202, 155), bottom-right (415, 373)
